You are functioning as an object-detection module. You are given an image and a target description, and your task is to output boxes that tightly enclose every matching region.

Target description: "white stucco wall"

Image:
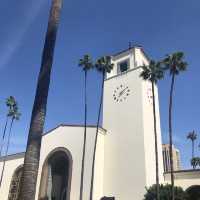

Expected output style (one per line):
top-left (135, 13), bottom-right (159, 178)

top-left (164, 170), bottom-right (200, 190)
top-left (102, 47), bottom-right (164, 199)
top-left (0, 125), bottom-right (105, 200)
top-left (103, 48), bottom-right (157, 200)
top-left (35, 125), bottom-right (105, 200)
top-left (0, 154), bottom-right (24, 200)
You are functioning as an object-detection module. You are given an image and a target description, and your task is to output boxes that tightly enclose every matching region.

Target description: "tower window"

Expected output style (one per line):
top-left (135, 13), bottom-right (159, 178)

top-left (117, 59), bottom-right (130, 73)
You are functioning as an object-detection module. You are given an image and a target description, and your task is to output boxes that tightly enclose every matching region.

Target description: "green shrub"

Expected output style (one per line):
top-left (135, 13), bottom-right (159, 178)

top-left (144, 184), bottom-right (189, 200)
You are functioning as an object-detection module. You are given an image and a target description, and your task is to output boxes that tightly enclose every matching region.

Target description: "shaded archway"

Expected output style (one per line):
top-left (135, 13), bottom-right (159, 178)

top-left (38, 147), bottom-right (72, 200)
top-left (8, 165), bottom-right (23, 200)
top-left (186, 185), bottom-right (200, 200)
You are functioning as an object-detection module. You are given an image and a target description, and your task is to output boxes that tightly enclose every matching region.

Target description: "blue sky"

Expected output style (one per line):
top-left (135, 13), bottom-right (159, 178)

top-left (0, 0), bottom-right (200, 169)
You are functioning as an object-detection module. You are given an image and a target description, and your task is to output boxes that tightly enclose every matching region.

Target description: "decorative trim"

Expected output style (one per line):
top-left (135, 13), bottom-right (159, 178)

top-left (105, 66), bottom-right (142, 81)
top-left (164, 169), bottom-right (200, 174)
top-left (42, 124), bottom-right (107, 137)
top-left (0, 152), bottom-right (25, 162)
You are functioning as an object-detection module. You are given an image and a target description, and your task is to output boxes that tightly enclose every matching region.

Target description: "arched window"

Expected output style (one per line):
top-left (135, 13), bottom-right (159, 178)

top-left (186, 185), bottom-right (200, 200)
top-left (8, 165), bottom-right (23, 200)
top-left (38, 148), bottom-right (72, 200)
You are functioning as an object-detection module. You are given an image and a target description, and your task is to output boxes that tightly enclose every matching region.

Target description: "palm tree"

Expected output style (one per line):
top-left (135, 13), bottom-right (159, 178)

top-left (162, 52), bottom-right (187, 200)
top-left (79, 55), bottom-right (93, 200)
top-left (187, 130), bottom-right (197, 162)
top-left (19, 1), bottom-right (63, 199)
top-left (0, 96), bottom-right (17, 156)
top-left (89, 56), bottom-right (113, 200)
top-left (0, 100), bottom-right (21, 187)
top-left (140, 60), bottom-right (164, 200)
top-left (191, 157), bottom-right (200, 169)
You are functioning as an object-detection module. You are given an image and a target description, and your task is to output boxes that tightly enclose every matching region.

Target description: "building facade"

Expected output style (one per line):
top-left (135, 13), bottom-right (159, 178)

top-left (0, 47), bottom-right (199, 200)
top-left (162, 144), bottom-right (181, 172)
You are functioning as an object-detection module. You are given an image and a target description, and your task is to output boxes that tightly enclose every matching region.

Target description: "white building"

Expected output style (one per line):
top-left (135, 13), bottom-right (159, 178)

top-left (0, 47), bottom-right (199, 200)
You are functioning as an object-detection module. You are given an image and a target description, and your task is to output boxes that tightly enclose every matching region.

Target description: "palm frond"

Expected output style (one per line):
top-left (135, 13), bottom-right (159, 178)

top-left (95, 56), bottom-right (113, 73)
top-left (139, 60), bottom-right (164, 83)
top-left (162, 52), bottom-right (188, 75)
top-left (79, 54), bottom-right (93, 71)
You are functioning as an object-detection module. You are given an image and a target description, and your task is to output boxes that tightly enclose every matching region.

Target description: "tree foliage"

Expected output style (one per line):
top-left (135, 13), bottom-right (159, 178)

top-left (140, 60), bottom-right (164, 83)
top-left (162, 51), bottom-right (188, 200)
top-left (191, 157), bottom-right (200, 169)
top-left (144, 184), bottom-right (189, 200)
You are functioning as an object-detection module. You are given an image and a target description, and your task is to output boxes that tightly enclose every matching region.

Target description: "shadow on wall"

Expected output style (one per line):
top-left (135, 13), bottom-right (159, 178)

top-left (100, 197), bottom-right (115, 200)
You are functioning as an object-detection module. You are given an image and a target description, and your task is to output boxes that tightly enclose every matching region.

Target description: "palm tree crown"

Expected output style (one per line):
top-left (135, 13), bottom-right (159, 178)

top-left (95, 56), bottom-right (114, 73)
top-left (6, 96), bottom-right (21, 120)
top-left (6, 96), bottom-right (17, 110)
top-left (162, 52), bottom-right (187, 74)
top-left (191, 157), bottom-right (200, 169)
top-left (187, 131), bottom-right (197, 141)
top-left (79, 54), bottom-right (93, 71)
top-left (140, 60), bottom-right (164, 83)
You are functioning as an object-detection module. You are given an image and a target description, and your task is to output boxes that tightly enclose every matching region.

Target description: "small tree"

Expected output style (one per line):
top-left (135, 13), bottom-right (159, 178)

top-left (144, 184), bottom-right (189, 200)
top-left (0, 96), bottom-right (17, 156)
top-left (0, 98), bottom-right (21, 187)
top-left (162, 52), bottom-right (188, 200)
top-left (186, 130), bottom-right (197, 162)
top-left (190, 157), bottom-right (200, 169)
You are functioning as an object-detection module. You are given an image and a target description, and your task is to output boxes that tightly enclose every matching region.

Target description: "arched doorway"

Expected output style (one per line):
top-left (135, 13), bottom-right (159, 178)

top-left (38, 148), bottom-right (72, 200)
top-left (186, 185), bottom-right (200, 200)
top-left (8, 165), bottom-right (23, 200)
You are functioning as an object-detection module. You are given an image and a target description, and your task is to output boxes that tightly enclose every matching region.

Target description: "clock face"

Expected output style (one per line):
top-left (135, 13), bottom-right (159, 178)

top-left (147, 88), bottom-right (153, 104)
top-left (113, 84), bottom-right (130, 102)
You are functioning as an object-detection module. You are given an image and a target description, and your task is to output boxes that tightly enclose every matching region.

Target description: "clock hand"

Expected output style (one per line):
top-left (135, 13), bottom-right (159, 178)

top-left (118, 87), bottom-right (128, 97)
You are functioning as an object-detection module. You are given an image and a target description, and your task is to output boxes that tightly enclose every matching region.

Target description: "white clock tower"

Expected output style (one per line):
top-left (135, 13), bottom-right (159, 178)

top-left (102, 46), bottom-right (164, 200)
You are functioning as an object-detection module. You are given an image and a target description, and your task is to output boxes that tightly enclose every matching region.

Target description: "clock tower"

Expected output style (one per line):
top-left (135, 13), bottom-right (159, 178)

top-left (102, 47), bottom-right (164, 200)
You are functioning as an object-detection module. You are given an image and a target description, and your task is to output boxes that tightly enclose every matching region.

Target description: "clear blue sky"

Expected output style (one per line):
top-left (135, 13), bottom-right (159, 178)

top-left (0, 0), bottom-right (199, 169)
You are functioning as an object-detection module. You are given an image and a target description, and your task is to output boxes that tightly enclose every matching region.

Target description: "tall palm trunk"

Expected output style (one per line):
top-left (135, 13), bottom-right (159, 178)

top-left (192, 140), bottom-right (194, 159)
top-left (0, 117), bottom-right (9, 157)
top-left (151, 81), bottom-right (160, 200)
top-left (0, 117), bottom-right (14, 187)
top-left (89, 71), bottom-right (105, 200)
top-left (80, 70), bottom-right (88, 200)
top-left (169, 72), bottom-right (175, 200)
top-left (19, 1), bottom-right (63, 199)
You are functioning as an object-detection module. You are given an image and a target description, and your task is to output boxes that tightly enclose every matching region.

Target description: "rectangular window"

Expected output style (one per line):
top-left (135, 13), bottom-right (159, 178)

top-left (117, 59), bottom-right (130, 73)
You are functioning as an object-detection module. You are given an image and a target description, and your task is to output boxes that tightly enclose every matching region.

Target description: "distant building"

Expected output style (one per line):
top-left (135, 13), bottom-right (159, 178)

top-left (162, 144), bottom-right (181, 172)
